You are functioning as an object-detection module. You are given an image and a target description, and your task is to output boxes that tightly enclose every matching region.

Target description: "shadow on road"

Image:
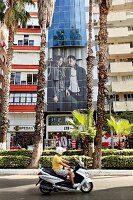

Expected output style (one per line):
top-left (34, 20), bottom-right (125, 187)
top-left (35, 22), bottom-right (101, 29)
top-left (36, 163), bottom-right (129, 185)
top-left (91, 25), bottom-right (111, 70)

top-left (0, 184), bottom-right (133, 200)
top-left (0, 177), bottom-right (37, 189)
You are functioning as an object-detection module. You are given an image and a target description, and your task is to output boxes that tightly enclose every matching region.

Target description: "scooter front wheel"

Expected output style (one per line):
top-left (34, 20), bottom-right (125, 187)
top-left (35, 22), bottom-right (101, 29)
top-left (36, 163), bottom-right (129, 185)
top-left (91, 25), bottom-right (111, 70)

top-left (81, 182), bottom-right (93, 193)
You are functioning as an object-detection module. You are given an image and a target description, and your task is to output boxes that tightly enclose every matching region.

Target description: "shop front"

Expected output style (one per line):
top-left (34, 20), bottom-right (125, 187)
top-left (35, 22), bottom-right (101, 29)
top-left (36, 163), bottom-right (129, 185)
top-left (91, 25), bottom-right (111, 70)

top-left (9, 125), bottom-right (35, 150)
top-left (45, 114), bottom-right (82, 149)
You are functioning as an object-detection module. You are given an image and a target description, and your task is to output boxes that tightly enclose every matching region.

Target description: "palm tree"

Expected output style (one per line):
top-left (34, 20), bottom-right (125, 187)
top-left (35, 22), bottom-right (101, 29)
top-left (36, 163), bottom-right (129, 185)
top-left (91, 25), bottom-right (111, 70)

top-left (87, 0), bottom-right (94, 111)
top-left (0, 24), bottom-right (8, 150)
top-left (0, 0), bottom-right (34, 150)
top-left (67, 110), bottom-right (96, 156)
top-left (93, 0), bottom-right (112, 169)
top-left (107, 116), bottom-right (133, 150)
top-left (28, 0), bottom-right (55, 168)
top-left (0, 1), bottom-right (5, 22)
top-left (85, 0), bottom-right (94, 157)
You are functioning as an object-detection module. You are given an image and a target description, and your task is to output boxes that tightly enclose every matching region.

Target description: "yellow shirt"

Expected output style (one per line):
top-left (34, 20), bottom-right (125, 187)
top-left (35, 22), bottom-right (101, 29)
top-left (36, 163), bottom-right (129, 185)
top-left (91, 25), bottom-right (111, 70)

top-left (52, 154), bottom-right (63, 171)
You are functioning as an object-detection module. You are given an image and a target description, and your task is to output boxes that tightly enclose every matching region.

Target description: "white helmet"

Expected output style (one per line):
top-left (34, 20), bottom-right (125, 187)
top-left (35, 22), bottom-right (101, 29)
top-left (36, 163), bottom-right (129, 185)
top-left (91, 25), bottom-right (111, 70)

top-left (56, 147), bottom-right (66, 155)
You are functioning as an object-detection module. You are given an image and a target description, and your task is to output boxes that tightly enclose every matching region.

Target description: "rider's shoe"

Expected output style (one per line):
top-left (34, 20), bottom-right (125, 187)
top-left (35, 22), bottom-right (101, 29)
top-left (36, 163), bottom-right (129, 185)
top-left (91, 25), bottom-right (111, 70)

top-left (73, 183), bottom-right (80, 189)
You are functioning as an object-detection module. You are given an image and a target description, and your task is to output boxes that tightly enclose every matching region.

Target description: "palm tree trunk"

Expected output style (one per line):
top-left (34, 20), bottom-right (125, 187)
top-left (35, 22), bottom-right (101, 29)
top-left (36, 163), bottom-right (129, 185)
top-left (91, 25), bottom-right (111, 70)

top-left (93, 2), bottom-right (108, 169)
top-left (87, 0), bottom-right (93, 111)
top-left (28, 6), bottom-right (47, 169)
top-left (0, 28), bottom-right (14, 150)
top-left (86, 0), bottom-right (94, 157)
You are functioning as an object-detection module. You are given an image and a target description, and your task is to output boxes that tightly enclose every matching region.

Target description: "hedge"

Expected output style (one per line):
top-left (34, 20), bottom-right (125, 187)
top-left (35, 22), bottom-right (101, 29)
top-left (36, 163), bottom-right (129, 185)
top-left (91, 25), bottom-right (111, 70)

top-left (0, 149), bottom-right (133, 169)
top-left (102, 155), bottom-right (133, 169)
top-left (0, 150), bottom-right (32, 157)
top-left (0, 149), bottom-right (84, 157)
top-left (0, 155), bottom-right (91, 169)
top-left (102, 149), bottom-right (133, 156)
top-left (40, 155), bottom-right (92, 168)
top-left (0, 149), bottom-right (133, 157)
top-left (0, 156), bottom-right (31, 168)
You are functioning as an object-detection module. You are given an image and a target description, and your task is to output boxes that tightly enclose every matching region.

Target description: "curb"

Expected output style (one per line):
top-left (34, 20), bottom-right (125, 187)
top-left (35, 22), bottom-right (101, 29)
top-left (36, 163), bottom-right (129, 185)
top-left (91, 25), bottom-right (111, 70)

top-left (0, 169), bottom-right (133, 176)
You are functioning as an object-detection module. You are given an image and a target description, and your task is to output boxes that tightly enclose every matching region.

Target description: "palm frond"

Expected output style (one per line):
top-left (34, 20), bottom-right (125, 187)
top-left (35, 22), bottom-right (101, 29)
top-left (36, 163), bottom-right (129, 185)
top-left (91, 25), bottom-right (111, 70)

top-left (38, 0), bottom-right (55, 28)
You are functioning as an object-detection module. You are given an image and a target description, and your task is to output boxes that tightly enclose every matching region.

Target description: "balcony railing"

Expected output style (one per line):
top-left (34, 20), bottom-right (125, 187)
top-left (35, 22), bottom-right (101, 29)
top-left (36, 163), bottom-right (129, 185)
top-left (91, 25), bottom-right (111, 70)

top-left (109, 43), bottom-right (133, 55)
top-left (109, 62), bottom-right (133, 74)
top-left (108, 27), bottom-right (133, 38)
top-left (113, 101), bottom-right (133, 112)
top-left (112, 80), bottom-right (133, 92)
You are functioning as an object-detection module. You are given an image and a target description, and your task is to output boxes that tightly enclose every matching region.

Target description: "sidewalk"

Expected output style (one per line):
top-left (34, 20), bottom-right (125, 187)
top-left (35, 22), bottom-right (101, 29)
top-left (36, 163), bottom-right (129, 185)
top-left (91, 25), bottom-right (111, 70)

top-left (0, 169), bottom-right (133, 176)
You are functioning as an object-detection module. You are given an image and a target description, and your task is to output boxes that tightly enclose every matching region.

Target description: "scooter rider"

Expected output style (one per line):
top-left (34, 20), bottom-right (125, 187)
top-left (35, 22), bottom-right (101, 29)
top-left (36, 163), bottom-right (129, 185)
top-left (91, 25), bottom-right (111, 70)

top-left (52, 147), bottom-right (80, 188)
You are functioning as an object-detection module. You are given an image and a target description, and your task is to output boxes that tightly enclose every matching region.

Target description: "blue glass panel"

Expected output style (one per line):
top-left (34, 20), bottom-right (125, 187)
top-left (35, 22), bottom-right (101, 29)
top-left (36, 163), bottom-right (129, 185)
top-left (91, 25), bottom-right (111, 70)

top-left (48, 0), bottom-right (87, 47)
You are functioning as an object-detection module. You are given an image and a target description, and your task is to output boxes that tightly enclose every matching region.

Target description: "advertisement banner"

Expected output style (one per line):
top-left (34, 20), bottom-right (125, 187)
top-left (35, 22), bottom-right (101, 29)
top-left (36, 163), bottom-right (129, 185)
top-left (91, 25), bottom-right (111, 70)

top-left (47, 54), bottom-right (87, 111)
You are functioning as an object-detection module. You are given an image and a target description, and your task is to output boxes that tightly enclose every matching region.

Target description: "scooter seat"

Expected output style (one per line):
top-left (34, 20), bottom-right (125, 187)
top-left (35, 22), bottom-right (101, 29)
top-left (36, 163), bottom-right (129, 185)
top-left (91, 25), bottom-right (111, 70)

top-left (42, 168), bottom-right (67, 180)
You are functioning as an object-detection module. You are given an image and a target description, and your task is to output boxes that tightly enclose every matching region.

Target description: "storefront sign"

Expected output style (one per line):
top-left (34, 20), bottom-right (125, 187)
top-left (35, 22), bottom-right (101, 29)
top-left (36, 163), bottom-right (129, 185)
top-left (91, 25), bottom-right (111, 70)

top-left (14, 125), bottom-right (34, 132)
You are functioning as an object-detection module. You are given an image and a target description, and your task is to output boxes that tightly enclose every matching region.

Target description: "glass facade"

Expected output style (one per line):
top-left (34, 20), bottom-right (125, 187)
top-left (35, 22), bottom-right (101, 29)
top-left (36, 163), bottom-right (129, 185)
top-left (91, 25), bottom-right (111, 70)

top-left (48, 0), bottom-right (87, 47)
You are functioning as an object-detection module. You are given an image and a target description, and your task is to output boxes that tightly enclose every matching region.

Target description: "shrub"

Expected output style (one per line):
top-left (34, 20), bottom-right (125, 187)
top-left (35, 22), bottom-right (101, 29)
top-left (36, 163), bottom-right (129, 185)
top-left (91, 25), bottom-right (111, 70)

top-left (102, 155), bottom-right (133, 169)
top-left (102, 149), bottom-right (133, 156)
top-left (0, 156), bottom-right (31, 168)
top-left (40, 155), bottom-right (92, 168)
top-left (0, 150), bottom-right (32, 157)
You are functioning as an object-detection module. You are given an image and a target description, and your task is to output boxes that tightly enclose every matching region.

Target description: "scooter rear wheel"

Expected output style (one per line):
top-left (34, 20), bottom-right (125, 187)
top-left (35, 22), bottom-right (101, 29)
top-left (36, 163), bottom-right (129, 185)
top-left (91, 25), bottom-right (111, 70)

top-left (40, 183), bottom-right (51, 195)
top-left (81, 182), bottom-right (93, 193)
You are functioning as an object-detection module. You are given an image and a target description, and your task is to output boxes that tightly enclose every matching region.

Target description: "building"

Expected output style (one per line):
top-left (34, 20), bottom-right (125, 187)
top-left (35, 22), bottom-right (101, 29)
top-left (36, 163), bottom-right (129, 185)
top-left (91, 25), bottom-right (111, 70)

top-left (7, 0), bottom-right (99, 149)
top-left (8, 0), bottom-right (40, 149)
top-left (93, 0), bottom-right (133, 112)
top-left (8, 0), bottom-right (133, 149)
top-left (107, 0), bottom-right (133, 112)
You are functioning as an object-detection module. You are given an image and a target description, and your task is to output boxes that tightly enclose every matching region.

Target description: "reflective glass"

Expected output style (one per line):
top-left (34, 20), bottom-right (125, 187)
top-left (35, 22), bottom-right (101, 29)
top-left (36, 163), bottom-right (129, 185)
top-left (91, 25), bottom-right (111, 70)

top-left (48, 0), bottom-right (87, 47)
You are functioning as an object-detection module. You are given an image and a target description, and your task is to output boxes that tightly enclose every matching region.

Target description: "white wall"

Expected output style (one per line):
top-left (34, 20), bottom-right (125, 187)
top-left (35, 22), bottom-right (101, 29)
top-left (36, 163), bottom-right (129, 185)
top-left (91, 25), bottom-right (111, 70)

top-left (12, 52), bottom-right (39, 65)
top-left (9, 113), bottom-right (36, 132)
top-left (25, 2), bottom-right (38, 12)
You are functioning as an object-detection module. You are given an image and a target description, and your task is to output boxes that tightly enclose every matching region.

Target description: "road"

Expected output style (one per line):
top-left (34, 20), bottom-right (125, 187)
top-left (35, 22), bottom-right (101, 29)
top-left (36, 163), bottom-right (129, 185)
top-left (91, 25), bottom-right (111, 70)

top-left (0, 175), bottom-right (133, 200)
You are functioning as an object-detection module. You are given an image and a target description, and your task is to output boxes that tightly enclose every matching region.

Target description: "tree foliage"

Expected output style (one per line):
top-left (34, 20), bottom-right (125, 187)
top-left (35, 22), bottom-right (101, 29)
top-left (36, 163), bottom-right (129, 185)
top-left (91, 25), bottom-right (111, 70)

top-left (0, 1), bottom-right (5, 22)
top-left (67, 110), bottom-right (96, 140)
top-left (107, 116), bottom-right (133, 137)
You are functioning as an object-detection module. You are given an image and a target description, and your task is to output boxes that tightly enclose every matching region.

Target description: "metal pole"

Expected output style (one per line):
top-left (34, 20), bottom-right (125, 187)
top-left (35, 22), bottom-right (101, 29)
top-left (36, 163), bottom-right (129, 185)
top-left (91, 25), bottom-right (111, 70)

top-left (109, 99), bottom-right (114, 149)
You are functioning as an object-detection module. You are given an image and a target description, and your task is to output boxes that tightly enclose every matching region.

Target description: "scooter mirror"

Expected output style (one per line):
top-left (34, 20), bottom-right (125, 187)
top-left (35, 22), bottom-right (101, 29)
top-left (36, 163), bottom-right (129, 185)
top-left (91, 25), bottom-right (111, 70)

top-left (79, 157), bottom-right (84, 167)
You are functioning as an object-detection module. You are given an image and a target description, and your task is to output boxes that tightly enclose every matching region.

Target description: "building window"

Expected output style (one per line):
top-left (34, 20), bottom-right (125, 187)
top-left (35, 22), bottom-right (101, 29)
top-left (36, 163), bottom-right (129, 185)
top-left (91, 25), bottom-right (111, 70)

top-left (122, 75), bottom-right (133, 81)
top-left (115, 95), bottom-right (119, 101)
top-left (27, 74), bottom-right (37, 84)
top-left (10, 73), bottom-right (15, 84)
top-left (124, 94), bottom-right (133, 101)
top-left (24, 35), bottom-right (29, 46)
top-left (10, 72), bottom-right (21, 84)
top-left (29, 40), bottom-right (34, 46)
top-left (18, 40), bottom-right (23, 46)
top-left (9, 93), bottom-right (37, 105)
top-left (130, 42), bottom-right (133, 48)
top-left (18, 36), bottom-right (35, 46)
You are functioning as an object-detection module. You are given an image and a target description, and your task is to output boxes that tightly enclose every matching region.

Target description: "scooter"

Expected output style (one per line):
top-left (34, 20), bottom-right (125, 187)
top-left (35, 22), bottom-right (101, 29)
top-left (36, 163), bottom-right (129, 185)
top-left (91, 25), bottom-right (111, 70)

top-left (36, 160), bottom-right (93, 194)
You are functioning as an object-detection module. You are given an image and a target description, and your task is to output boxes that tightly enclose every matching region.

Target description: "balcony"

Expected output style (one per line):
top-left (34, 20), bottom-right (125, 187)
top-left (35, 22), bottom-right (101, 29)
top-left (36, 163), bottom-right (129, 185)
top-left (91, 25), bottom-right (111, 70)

top-left (112, 0), bottom-right (127, 6)
top-left (109, 62), bottom-right (133, 74)
top-left (9, 105), bottom-right (36, 112)
top-left (113, 101), bottom-right (133, 112)
top-left (17, 28), bottom-right (41, 34)
top-left (10, 84), bottom-right (37, 92)
top-left (108, 11), bottom-right (133, 23)
top-left (13, 46), bottom-right (40, 52)
top-left (108, 27), bottom-right (133, 38)
top-left (112, 81), bottom-right (133, 93)
top-left (109, 43), bottom-right (133, 55)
